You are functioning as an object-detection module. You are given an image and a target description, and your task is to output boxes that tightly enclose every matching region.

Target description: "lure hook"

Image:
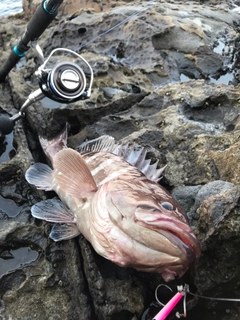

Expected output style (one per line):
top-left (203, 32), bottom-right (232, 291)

top-left (155, 284), bottom-right (173, 307)
top-left (153, 284), bottom-right (188, 320)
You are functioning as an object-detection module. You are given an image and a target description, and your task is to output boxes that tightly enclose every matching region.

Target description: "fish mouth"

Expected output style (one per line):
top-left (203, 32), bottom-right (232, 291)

top-left (159, 227), bottom-right (200, 278)
top-left (161, 224), bottom-right (201, 261)
top-left (135, 213), bottom-right (201, 278)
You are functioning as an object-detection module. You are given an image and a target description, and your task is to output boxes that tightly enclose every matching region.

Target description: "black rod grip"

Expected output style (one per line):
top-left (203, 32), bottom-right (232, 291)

top-left (26, 1), bottom-right (60, 40)
top-left (0, 51), bottom-right (22, 83)
top-left (0, 0), bottom-right (63, 83)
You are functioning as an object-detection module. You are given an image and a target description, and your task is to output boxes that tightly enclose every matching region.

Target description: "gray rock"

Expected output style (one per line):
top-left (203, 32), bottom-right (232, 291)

top-left (190, 180), bottom-right (235, 219)
top-left (172, 185), bottom-right (201, 214)
top-left (1, 0), bottom-right (240, 319)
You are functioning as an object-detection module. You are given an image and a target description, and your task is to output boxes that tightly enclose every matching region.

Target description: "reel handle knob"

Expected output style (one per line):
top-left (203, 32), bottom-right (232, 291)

top-left (0, 114), bottom-right (14, 135)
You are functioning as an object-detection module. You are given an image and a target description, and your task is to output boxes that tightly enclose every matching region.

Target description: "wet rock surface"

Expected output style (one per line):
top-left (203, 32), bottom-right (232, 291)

top-left (1, 0), bottom-right (240, 319)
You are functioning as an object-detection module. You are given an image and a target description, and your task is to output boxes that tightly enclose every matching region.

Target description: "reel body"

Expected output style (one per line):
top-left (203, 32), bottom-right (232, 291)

top-left (36, 48), bottom-right (93, 103)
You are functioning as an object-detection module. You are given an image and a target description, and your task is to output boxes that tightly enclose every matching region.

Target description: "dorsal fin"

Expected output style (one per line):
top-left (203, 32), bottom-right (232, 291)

top-left (78, 135), bottom-right (165, 182)
top-left (77, 135), bottom-right (117, 154)
top-left (114, 143), bottom-right (166, 182)
top-left (53, 148), bottom-right (97, 198)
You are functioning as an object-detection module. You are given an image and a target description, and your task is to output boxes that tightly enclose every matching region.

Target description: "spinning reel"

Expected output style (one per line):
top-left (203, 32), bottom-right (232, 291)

top-left (0, 47), bottom-right (93, 135)
top-left (0, 0), bottom-right (94, 136)
top-left (36, 48), bottom-right (93, 103)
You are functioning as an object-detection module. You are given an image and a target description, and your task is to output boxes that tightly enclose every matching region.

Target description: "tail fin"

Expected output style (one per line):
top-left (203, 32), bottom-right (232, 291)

top-left (25, 163), bottom-right (53, 191)
top-left (40, 124), bottom-right (69, 162)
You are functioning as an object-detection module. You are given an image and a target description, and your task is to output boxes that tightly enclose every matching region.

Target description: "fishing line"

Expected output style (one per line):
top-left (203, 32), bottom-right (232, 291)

top-left (73, 0), bottom-right (156, 53)
top-left (182, 284), bottom-right (240, 302)
top-left (187, 290), bottom-right (240, 302)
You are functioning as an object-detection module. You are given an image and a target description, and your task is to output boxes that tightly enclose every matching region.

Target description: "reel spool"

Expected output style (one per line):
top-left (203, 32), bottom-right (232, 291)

top-left (48, 62), bottom-right (86, 100)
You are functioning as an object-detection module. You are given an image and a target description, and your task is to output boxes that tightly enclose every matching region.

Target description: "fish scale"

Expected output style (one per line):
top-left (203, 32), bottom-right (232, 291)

top-left (83, 151), bottom-right (143, 186)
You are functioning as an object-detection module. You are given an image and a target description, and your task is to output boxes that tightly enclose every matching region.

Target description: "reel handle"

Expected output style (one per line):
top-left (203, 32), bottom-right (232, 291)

top-left (0, 88), bottom-right (44, 136)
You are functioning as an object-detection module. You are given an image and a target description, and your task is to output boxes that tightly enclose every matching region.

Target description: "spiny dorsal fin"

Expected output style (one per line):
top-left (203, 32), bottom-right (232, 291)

top-left (53, 148), bottom-right (97, 198)
top-left (114, 143), bottom-right (166, 182)
top-left (78, 135), bottom-right (165, 182)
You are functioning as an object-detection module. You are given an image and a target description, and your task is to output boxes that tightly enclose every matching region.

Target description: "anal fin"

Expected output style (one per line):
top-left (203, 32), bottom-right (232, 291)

top-left (50, 224), bottom-right (80, 241)
top-left (31, 199), bottom-right (75, 223)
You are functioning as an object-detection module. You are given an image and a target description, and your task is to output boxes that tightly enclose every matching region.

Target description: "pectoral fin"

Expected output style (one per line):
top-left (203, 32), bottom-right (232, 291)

top-left (53, 148), bottom-right (98, 198)
top-left (50, 224), bottom-right (80, 241)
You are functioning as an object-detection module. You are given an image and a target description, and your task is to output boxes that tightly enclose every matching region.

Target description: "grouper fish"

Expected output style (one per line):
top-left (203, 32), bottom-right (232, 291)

top-left (25, 128), bottom-right (201, 282)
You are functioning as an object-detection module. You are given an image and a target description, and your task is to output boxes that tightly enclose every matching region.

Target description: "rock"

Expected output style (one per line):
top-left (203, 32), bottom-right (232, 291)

top-left (187, 184), bottom-right (240, 320)
top-left (22, 0), bottom-right (128, 20)
top-left (172, 185), bottom-right (202, 214)
top-left (1, 0), bottom-right (240, 319)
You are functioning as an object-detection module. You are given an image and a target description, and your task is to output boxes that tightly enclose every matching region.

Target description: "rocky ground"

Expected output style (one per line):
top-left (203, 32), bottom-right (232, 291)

top-left (1, 0), bottom-right (240, 319)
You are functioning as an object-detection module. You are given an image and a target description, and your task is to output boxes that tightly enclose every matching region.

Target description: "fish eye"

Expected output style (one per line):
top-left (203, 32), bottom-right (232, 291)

top-left (161, 202), bottom-right (173, 211)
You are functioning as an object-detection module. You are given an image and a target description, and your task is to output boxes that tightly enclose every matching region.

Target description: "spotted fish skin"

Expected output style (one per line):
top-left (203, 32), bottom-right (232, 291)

top-left (25, 131), bottom-right (201, 282)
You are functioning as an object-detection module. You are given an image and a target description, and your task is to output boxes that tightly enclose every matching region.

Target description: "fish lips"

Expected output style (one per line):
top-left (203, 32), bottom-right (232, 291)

top-left (156, 228), bottom-right (200, 274)
top-left (135, 209), bottom-right (201, 275)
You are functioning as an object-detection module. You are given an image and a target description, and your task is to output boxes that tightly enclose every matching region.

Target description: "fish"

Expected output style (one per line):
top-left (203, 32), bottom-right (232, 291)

top-left (25, 127), bottom-right (201, 282)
